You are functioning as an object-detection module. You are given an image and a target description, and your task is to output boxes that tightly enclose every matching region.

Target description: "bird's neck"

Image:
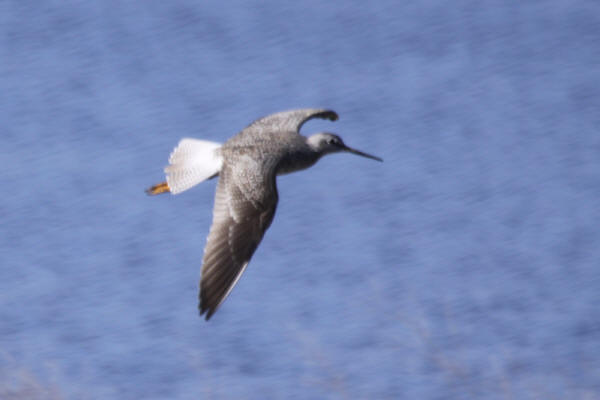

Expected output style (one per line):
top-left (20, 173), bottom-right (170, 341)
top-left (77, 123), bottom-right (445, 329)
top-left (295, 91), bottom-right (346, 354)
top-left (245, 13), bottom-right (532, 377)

top-left (276, 147), bottom-right (321, 176)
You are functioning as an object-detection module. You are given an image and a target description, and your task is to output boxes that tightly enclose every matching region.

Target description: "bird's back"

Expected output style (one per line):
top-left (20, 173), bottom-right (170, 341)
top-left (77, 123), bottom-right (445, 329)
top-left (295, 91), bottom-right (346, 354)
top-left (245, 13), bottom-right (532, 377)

top-left (221, 108), bottom-right (338, 176)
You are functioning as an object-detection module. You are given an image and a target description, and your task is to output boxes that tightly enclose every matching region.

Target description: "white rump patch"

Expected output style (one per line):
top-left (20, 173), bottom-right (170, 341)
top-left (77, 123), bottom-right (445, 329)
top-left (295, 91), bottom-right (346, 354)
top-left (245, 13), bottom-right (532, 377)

top-left (165, 138), bottom-right (223, 194)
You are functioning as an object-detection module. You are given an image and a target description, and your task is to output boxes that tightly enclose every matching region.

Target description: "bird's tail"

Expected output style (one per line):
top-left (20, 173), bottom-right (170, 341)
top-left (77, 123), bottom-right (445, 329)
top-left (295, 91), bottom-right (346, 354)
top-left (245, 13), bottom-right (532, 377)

top-left (147, 138), bottom-right (223, 196)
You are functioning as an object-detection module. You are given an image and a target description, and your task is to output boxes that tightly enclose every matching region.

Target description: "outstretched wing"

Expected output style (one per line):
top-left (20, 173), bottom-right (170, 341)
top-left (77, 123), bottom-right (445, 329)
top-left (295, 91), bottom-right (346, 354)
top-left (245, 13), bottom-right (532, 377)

top-left (199, 156), bottom-right (278, 320)
top-left (244, 108), bottom-right (338, 135)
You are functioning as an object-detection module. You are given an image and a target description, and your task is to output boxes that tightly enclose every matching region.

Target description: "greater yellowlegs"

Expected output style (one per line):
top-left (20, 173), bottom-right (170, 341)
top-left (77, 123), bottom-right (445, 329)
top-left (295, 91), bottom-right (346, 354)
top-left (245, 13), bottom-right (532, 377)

top-left (147, 109), bottom-right (382, 320)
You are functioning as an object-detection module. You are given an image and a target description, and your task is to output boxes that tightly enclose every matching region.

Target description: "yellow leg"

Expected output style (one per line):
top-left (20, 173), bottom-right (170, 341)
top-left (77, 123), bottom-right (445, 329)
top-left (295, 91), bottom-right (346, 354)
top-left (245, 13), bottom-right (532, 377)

top-left (146, 182), bottom-right (170, 195)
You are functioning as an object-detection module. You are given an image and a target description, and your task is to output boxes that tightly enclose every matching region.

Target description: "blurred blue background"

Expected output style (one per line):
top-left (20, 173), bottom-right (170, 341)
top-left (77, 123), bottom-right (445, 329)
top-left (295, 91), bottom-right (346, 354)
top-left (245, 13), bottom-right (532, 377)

top-left (1, 1), bottom-right (599, 399)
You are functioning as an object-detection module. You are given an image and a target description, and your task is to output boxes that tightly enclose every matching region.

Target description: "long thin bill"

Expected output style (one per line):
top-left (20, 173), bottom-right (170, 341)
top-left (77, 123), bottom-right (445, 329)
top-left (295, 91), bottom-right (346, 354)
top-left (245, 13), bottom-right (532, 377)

top-left (345, 146), bottom-right (383, 162)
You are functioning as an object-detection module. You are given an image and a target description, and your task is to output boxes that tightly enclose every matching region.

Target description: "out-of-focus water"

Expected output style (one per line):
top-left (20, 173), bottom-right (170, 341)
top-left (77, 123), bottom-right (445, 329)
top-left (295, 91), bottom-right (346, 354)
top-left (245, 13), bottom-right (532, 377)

top-left (1, 2), bottom-right (599, 399)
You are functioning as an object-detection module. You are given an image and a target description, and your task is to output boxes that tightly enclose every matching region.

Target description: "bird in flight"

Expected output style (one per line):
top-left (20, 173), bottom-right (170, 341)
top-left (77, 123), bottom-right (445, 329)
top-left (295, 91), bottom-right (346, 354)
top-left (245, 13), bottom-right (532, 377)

top-left (147, 109), bottom-right (382, 320)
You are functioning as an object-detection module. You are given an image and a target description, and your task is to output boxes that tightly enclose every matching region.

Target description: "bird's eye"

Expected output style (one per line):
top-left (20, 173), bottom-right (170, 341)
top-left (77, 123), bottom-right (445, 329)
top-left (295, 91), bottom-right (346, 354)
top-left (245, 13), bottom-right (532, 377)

top-left (327, 138), bottom-right (338, 146)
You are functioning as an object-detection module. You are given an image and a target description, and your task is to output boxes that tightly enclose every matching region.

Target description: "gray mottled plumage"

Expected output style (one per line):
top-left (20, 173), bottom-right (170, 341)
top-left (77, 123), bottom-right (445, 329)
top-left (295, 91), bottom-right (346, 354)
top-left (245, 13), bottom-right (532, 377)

top-left (197, 109), bottom-right (381, 320)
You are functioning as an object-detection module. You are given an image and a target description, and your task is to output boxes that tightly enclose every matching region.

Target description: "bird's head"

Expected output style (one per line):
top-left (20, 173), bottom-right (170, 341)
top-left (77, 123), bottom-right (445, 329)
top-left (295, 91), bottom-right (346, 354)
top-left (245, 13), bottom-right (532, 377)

top-left (307, 133), bottom-right (383, 161)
